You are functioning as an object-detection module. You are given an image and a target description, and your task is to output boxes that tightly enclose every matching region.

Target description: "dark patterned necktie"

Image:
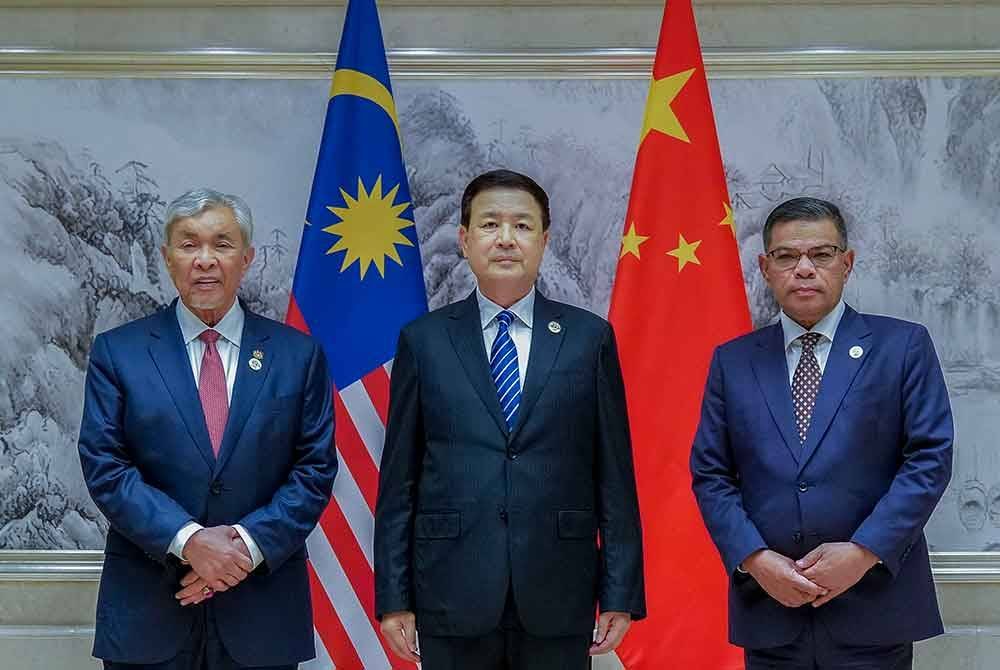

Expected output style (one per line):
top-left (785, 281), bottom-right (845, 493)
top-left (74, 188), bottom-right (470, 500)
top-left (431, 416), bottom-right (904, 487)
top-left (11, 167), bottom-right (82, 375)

top-left (792, 332), bottom-right (823, 444)
top-left (489, 311), bottom-right (521, 429)
top-left (198, 329), bottom-right (228, 456)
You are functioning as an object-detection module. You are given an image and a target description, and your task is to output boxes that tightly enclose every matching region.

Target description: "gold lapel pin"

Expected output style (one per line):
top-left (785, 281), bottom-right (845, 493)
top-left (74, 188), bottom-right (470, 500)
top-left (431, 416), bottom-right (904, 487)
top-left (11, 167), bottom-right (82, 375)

top-left (248, 357), bottom-right (262, 371)
top-left (253, 349), bottom-right (264, 360)
top-left (849, 345), bottom-right (864, 359)
top-left (548, 321), bottom-right (562, 334)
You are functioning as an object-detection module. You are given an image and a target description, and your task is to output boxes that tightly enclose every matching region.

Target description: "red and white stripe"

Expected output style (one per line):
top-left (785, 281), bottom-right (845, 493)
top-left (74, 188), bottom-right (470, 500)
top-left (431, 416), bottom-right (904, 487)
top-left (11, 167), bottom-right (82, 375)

top-left (303, 364), bottom-right (418, 670)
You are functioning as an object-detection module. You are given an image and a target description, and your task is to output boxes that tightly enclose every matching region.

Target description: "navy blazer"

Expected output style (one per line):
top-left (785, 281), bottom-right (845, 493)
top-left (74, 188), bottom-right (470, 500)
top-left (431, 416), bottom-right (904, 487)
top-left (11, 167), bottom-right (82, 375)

top-left (374, 291), bottom-right (646, 637)
top-left (78, 301), bottom-right (337, 665)
top-left (691, 306), bottom-right (953, 649)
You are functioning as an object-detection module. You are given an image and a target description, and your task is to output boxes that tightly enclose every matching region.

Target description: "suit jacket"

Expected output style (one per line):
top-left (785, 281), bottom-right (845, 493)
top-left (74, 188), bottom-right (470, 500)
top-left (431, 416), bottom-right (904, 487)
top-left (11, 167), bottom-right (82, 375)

top-left (690, 306), bottom-right (953, 649)
top-left (374, 291), bottom-right (645, 637)
top-left (78, 300), bottom-right (337, 665)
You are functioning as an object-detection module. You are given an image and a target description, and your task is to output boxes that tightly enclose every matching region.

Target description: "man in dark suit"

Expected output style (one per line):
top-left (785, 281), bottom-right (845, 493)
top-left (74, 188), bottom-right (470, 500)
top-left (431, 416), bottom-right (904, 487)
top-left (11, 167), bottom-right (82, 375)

top-left (78, 188), bottom-right (337, 669)
top-left (374, 170), bottom-right (645, 669)
top-left (691, 197), bottom-right (953, 669)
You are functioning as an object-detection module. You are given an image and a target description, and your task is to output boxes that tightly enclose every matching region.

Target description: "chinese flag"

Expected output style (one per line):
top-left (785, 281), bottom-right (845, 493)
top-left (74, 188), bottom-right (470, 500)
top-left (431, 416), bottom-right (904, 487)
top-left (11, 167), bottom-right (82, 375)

top-left (608, 0), bottom-right (749, 668)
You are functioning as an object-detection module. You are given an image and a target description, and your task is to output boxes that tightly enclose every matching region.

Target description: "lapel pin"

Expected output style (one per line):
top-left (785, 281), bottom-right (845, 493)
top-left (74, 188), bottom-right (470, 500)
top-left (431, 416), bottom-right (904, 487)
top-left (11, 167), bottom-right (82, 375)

top-left (849, 345), bottom-right (864, 359)
top-left (548, 320), bottom-right (562, 334)
top-left (248, 357), bottom-right (262, 371)
top-left (253, 349), bottom-right (264, 360)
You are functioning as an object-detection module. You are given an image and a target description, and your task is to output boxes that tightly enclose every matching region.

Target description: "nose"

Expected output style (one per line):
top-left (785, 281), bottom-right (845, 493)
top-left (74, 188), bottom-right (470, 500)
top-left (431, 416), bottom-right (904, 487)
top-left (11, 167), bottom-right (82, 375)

top-left (496, 223), bottom-right (516, 246)
top-left (794, 254), bottom-right (816, 277)
top-left (193, 247), bottom-right (218, 269)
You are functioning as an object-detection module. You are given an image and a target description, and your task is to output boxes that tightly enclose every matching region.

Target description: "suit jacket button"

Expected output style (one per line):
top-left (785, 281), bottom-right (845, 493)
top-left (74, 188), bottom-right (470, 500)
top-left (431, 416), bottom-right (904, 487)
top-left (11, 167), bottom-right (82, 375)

top-left (210, 482), bottom-right (222, 495)
top-left (508, 452), bottom-right (518, 460)
top-left (793, 532), bottom-right (803, 543)
top-left (798, 482), bottom-right (809, 493)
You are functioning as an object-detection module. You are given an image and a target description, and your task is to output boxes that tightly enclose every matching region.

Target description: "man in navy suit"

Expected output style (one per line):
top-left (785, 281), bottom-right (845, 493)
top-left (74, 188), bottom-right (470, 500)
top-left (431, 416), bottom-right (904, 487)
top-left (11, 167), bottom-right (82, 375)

top-left (691, 197), bottom-right (953, 669)
top-left (374, 170), bottom-right (645, 669)
top-left (78, 188), bottom-right (337, 669)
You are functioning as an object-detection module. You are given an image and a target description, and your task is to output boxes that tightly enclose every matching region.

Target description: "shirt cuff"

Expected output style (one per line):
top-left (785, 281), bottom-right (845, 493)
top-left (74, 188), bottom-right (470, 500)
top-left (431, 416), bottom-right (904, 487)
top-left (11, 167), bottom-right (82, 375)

top-left (169, 521), bottom-right (204, 562)
top-left (233, 524), bottom-right (265, 570)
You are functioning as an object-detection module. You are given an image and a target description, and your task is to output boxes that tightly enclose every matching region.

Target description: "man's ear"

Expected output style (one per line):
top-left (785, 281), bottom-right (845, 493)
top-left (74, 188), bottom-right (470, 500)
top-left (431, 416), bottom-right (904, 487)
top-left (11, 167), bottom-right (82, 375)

top-left (457, 224), bottom-right (468, 258)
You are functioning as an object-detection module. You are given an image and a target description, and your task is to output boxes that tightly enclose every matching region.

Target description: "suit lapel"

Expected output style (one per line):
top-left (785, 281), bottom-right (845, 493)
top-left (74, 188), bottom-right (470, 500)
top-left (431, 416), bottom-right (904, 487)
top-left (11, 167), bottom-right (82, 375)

top-left (508, 292), bottom-right (564, 442)
top-left (148, 302), bottom-right (215, 469)
top-left (797, 307), bottom-right (872, 474)
top-left (447, 293), bottom-right (509, 436)
top-left (214, 311), bottom-right (272, 475)
top-left (750, 323), bottom-right (802, 463)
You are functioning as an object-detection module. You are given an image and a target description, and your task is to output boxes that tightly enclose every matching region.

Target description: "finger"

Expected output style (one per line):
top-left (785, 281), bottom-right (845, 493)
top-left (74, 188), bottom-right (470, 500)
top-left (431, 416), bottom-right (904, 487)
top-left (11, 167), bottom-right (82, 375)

top-left (590, 617), bottom-right (627, 654)
top-left (180, 571), bottom-right (200, 587)
top-left (593, 615), bottom-right (612, 645)
top-left (232, 551), bottom-right (253, 572)
top-left (209, 579), bottom-right (230, 593)
top-left (790, 571), bottom-right (827, 596)
top-left (175, 581), bottom-right (207, 600)
top-left (384, 626), bottom-right (420, 663)
top-left (795, 547), bottom-right (824, 570)
top-left (221, 573), bottom-right (241, 588)
top-left (812, 587), bottom-right (843, 608)
top-left (402, 621), bottom-right (421, 659)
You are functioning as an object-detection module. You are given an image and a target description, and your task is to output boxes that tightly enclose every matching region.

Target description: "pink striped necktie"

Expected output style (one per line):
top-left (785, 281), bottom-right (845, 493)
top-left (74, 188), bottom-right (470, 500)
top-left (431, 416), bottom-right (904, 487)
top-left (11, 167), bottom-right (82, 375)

top-left (198, 329), bottom-right (228, 456)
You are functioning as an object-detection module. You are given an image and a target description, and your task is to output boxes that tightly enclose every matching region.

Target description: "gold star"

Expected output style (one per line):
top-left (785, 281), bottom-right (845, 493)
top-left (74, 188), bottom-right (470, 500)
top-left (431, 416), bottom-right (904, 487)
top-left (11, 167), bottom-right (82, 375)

top-left (640, 68), bottom-right (696, 144)
top-left (620, 222), bottom-right (650, 259)
top-left (666, 234), bottom-right (702, 272)
top-left (718, 202), bottom-right (736, 237)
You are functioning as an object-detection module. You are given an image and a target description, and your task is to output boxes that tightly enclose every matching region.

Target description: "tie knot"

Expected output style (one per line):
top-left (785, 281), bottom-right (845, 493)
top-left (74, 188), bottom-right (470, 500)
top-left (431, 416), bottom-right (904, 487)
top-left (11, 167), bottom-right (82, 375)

top-left (799, 332), bottom-right (822, 352)
top-left (496, 310), bottom-right (514, 330)
top-left (199, 329), bottom-right (221, 345)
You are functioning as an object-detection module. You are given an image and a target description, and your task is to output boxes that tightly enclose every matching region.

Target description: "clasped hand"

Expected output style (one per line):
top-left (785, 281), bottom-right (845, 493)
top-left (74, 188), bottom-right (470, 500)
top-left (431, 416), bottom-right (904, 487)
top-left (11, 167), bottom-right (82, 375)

top-left (174, 526), bottom-right (253, 606)
top-left (743, 542), bottom-right (879, 609)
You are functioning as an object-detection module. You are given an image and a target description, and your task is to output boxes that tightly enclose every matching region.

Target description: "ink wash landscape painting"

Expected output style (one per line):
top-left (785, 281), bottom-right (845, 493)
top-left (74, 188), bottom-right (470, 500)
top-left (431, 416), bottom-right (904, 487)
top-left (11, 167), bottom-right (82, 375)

top-left (1, 74), bottom-right (997, 551)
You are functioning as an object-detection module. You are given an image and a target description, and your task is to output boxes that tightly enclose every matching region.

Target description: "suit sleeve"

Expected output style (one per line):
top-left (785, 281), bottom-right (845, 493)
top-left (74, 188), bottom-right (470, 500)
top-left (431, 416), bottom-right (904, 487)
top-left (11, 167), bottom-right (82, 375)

top-left (77, 333), bottom-right (195, 561)
top-left (690, 347), bottom-right (768, 575)
top-left (238, 341), bottom-right (337, 573)
top-left (373, 328), bottom-right (424, 618)
top-left (595, 323), bottom-right (647, 620)
top-left (851, 325), bottom-right (954, 576)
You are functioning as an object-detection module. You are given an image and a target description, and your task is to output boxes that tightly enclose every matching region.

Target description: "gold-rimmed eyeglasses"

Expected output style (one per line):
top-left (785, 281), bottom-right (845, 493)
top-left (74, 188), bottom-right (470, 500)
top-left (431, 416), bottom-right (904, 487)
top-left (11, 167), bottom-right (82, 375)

top-left (765, 245), bottom-right (845, 271)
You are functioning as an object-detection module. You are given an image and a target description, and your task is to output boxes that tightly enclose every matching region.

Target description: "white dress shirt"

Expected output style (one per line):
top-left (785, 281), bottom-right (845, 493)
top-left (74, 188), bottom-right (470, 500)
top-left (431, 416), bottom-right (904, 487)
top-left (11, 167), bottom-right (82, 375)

top-left (780, 300), bottom-right (847, 386)
top-left (477, 287), bottom-right (534, 383)
top-left (167, 299), bottom-right (264, 569)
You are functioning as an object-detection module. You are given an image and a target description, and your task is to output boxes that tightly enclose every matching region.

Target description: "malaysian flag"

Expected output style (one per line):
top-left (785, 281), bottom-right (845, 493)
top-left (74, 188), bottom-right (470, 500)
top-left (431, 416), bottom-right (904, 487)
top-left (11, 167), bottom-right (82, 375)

top-left (286, 0), bottom-right (426, 667)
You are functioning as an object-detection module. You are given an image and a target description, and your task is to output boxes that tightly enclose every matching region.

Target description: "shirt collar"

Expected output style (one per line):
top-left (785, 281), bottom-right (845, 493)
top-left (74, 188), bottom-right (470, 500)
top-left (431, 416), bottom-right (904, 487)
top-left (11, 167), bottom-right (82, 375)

top-left (781, 300), bottom-right (846, 351)
top-left (175, 298), bottom-right (245, 348)
top-left (476, 287), bottom-right (535, 331)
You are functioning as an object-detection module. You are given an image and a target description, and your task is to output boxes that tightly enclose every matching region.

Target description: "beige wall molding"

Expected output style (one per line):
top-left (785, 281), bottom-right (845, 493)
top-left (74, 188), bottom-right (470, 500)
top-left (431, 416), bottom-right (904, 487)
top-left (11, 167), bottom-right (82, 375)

top-left (2, 48), bottom-right (1000, 78)
top-left (0, 0), bottom-right (985, 7)
top-left (2, 550), bottom-right (999, 583)
top-left (0, 625), bottom-right (96, 638)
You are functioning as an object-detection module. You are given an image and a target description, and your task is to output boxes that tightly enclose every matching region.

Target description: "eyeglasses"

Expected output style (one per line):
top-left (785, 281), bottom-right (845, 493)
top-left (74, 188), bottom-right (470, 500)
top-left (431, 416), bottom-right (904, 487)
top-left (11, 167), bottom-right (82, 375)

top-left (765, 245), bottom-right (845, 271)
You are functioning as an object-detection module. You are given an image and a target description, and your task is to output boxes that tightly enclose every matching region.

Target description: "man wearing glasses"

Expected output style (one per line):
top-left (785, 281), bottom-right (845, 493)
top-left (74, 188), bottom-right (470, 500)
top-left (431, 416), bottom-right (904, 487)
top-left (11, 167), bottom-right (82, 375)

top-left (691, 197), bottom-right (953, 669)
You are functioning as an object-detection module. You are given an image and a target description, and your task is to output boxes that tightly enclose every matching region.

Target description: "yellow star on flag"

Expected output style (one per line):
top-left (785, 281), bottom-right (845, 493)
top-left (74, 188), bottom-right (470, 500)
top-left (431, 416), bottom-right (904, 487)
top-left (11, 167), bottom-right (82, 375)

top-left (666, 233), bottom-right (702, 272)
top-left (718, 202), bottom-right (736, 237)
top-left (620, 222), bottom-right (650, 259)
top-left (640, 68), bottom-right (696, 144)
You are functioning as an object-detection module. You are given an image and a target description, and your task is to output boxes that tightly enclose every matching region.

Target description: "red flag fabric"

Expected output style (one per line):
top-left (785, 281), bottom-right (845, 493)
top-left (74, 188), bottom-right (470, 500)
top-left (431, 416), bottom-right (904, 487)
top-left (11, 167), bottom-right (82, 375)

top-left (609, 0), bottom-right (750, 667)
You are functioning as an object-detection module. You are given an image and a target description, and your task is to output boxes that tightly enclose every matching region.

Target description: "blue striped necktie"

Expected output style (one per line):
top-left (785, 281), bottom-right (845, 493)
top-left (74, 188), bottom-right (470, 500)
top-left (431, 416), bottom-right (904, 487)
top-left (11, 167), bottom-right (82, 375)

top-left (490, 310), bottom-right (522, 429)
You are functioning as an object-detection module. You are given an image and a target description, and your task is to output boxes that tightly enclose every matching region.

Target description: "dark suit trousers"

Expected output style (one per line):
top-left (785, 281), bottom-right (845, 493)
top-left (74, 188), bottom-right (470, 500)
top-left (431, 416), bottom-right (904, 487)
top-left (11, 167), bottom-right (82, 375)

top-left (102, 605), bottom-right (295, 670)
top-left (745, 611), bottom-right (913, 670)
top-left (419, 589), bottom-right (591, 670)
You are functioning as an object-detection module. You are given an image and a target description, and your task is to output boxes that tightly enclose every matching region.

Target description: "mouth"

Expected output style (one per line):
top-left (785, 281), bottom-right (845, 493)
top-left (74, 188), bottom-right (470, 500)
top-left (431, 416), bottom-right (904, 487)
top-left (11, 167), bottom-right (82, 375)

top-left (193, 278), bottom-right (222, 288)
top-left (792, 287), bottom-right (820, 296)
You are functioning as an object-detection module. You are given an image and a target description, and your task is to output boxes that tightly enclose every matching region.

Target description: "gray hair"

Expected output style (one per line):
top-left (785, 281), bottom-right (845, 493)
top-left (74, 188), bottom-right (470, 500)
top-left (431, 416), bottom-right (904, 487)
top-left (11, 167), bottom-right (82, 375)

top-left (162, 188), bottom-right (254, 246)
